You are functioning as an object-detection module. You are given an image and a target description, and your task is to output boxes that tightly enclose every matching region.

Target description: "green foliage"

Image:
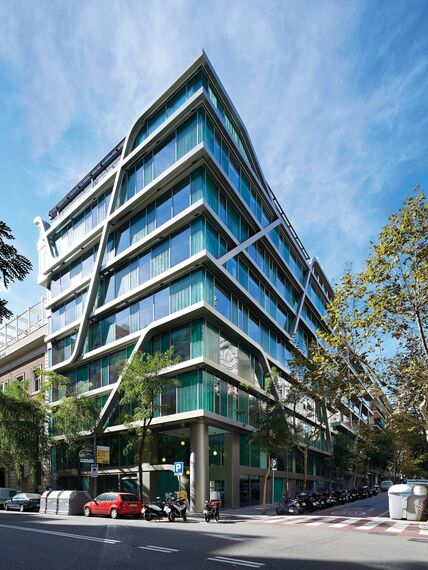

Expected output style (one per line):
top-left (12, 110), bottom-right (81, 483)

top-left (117, 347), bottom-right (180, 500)
top-left (0, 379), bottom-right (48, 485)
top-left (325, 188), bottom-right (428, 442)
top-left (251, 369), bottom-right (295, 513)
top-left (0, 220), bottom-right (32, 323)
top-left (38, 367), bottom-right (101, 488)
top-left (118, 347), bottom-right (180, 425)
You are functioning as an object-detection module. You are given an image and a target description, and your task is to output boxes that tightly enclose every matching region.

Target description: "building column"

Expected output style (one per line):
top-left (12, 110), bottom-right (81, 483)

top-left (190, 422), bottom-right (208, 512)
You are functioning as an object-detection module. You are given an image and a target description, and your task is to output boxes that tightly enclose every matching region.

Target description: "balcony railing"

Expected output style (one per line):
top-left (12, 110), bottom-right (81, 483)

top-left (0, 299), bottom-right (47, 351)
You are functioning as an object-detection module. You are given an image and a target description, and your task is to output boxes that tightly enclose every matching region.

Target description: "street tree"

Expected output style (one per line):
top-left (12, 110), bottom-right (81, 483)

top-left (39, 368), bottom-right (100, 489)
top-left (326, 188), bottom-right (428, 440)
top-left (251, 370), bottom-right (295, 514)
top-left (0, 379), bottom-right (48, 488)
top-left (117, 348), bottom-right (180, 501)
top-left (0, 221), bottom-right (32, 323)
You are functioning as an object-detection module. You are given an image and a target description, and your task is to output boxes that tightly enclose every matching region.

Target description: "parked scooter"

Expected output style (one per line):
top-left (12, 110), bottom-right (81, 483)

top-left (141, 497), bottom-right (169, 521)
top-left (276, 495), bottom-right (305, 515)
top-left (204, 498), bottom-right (221, 522)
top-left (164, 493), bottom-right (187, 522)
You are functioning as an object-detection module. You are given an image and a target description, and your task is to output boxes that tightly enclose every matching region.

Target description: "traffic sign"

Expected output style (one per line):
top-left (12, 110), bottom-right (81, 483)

top-left (90, 463), bottom-right (99, 478)
top-left (271, 458), bottom-right (278, 471)
top-left (174, 461), bottom-right (184, 476)
top-left (79, 449), bottom-right (94, 464)
top-left (96, 446), bottom-right (110, 464)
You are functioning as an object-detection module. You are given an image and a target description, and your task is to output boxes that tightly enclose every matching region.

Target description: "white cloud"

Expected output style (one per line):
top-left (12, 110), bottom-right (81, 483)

top-left (1, 0), bottom-right (428, 292)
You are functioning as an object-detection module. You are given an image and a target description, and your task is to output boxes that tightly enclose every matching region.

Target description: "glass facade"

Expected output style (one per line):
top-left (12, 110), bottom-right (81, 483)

top-left (43, 58), bottom-right (341, 504)
top-left (50, 189), bottom-right (112, 257)
top-left (50, 247), bottom-right (97, 298)
top-left (97, 217), bottom-right (228, 307)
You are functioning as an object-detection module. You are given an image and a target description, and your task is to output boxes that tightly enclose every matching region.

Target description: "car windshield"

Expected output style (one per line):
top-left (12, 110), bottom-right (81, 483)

top-left (120, 494), bottom-right (139, 501)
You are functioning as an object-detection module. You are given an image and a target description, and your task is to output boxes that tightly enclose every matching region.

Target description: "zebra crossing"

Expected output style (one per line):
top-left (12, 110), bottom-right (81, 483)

top-left (249, 514), bottom-right (428, 537)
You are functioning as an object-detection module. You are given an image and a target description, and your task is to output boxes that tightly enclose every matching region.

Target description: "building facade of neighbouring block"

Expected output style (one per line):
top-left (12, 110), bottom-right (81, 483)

top-left (35, 52), bottom-right (385, 509)
top-left (0, 299), bottom-right (48, 491)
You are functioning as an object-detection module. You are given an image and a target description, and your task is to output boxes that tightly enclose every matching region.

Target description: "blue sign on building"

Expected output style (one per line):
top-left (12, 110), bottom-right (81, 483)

top-left (174, 461), bottom-right (184, 476)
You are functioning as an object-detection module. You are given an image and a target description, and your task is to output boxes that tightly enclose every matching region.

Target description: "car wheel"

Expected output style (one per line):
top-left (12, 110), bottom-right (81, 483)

top-left (110, 508), bottom-right (118, 519)
top-left (84, 507), bottom-right (91, 517)
top-left (20, 505), bottom-right (25, 513)
top-left (168, 511), bottom-right (175, 522)
top-left (144, 511), bottom-right (153, 522)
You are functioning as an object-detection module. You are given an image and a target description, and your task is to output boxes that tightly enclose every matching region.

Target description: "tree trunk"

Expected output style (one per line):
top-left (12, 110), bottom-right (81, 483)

top-left (297, 444), bottom-right (308, 491)
top-left (138, 435), bottom-right (145, 502)
top-left (261, 452), bottom-right (271, 515)
top-left (284, 449), bottom-right (289, 495)
top-left (303, 447), bottom-right (308, 491)
top-left (420, 386), bottom-right (428, 445)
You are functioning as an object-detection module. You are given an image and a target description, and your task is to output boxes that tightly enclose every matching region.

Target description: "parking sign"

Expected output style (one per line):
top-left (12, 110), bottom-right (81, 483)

top-left (174, 461), bottom-right (184, 476)
top-left (271, 458), bottom-right (278, 471)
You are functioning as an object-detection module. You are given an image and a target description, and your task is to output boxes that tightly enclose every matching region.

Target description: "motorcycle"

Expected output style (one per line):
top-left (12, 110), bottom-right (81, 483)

top-left (164, 493), bottom-right (187, 522)
top-left (141, 497), bottom-right (169, 521)
top-left (276, 495), bottom-right (305, 515)
top-left (204, 498), bottom-right (221, 522)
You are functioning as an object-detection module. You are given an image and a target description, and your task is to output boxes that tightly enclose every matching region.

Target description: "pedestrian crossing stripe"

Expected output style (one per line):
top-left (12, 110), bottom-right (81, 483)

top-left (248, 515), bottom-right (428, 537)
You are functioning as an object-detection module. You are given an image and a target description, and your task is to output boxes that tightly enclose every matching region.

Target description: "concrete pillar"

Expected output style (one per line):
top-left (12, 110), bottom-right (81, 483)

top-left (190, 422), bottom-right (208, 512)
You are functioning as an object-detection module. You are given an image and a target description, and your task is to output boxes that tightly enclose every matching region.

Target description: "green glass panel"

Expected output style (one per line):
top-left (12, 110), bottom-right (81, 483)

top-left (191, 218), bottom-right (205, 255)
top-left (191, 268), bottom-right (204, 304)
top-left (240, 435), bottom-right (250, 466)
top-left (177, 371), bottom-right (199, 412)
top-left (177, 114), bottom-right (197, 159)
top-left (204, 272), bottom-right (214, 306)
top-left (191, 319), bottom-right (203, 357)
top-left (202, 370), bottom-right (214, 412)
top-left (190, 168), bottom-right (204, 203)
top-left (170, 274), bottom-right (191, 312)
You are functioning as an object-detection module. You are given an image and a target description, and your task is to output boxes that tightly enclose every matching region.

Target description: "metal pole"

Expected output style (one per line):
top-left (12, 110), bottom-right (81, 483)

top-left (93, 432), bottom-right (97, 497)
top-left (272, 464), bottom-right (275, 510)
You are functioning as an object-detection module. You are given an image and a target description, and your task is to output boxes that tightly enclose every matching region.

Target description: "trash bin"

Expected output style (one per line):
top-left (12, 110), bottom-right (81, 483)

top-left (46, 490), bottom-right (63, 515)
top-left (406, 484), bottom-right (428, 521)
top-left (57, 491), bottom-right (91, 516)
top-left (39, 491), bottom-right (51, 514)
top-left (388, 484), bottom-right (412, 520)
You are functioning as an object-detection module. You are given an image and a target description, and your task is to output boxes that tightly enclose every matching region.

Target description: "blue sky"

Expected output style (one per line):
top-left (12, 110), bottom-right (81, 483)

top-left (1, 0), bottom-right (428, 318)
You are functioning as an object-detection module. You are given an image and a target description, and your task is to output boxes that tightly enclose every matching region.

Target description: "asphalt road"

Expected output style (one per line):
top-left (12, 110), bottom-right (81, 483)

top-left (0, 494), bottom-right (426, 570)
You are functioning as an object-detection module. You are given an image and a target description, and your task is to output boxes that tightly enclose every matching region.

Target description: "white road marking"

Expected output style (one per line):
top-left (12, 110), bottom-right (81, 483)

top-left (0, 523), bottom-right (119, 544)
top-left (419, 529), bottom-right (428, 536)
top-left (330, 518), bottom-right (359, 528)
top-left (306, 516), bottom-right (339, 526)
top-left (356, 519), bottom-right (385, 530)
top-left (280, 516), bottom-right (309, 525)
top-left (138, 545), bottom-right (179, 553)
top-left (385, 522), bottom-right (408, 533)
top-left (265, 516), bottom-right (290, 524)
top-left (207, 555), bottom-right (264, 567)
top-left (205, 533), bottom-right (245, 541)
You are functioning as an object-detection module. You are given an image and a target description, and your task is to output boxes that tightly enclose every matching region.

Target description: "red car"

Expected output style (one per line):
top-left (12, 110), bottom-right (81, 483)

top-left (83, 492), bottom-right (142, 519)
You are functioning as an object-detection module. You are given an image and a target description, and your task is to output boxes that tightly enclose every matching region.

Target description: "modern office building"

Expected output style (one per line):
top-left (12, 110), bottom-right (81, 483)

top-left (35, 52), bottom-right (384, 509)
top-left (0, 299), bottom-right (48, 490)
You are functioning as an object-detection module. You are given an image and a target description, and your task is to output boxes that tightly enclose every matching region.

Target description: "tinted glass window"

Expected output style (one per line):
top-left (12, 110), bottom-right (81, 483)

top-left (107, 493), bottom-right (118, 501)
top-left (153, 137), bottom-right (175, 179)
top-left (120, 494), bottom-right (139, 502)
top-left (154, 288), bottom-right (169, 320)
top-left (96, 494), bottom-right (108, 502)
top-left (156, 192), bottom-right (172, 227)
